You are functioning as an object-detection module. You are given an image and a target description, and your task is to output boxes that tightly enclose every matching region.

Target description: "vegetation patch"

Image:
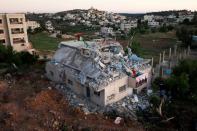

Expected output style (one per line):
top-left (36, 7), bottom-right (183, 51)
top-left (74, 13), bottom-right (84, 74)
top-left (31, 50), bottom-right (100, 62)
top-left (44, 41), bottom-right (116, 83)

top-left (29, 32), bottom-right (62, 51)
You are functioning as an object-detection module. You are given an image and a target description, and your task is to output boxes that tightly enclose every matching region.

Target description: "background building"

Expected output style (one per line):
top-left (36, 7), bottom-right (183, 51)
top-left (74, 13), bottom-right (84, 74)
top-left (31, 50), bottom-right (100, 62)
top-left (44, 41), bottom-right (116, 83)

top-left (0, 13), bottom-right (30, 51)
top-left (27, 20), bottom-right (40, 31)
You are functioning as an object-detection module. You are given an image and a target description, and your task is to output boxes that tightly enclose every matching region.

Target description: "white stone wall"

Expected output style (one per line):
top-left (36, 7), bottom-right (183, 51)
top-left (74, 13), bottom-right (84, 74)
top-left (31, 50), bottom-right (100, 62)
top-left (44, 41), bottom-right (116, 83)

top-left (103, 76), bottom-right (133, 105)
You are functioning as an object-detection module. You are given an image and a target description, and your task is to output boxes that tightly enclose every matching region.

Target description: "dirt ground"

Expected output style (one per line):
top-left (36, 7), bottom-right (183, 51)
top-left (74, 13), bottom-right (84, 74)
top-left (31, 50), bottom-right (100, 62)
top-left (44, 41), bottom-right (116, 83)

top-left (0, 68), bottom-right (144, 131)
top-left (117, 31), bottom-right (178, 66)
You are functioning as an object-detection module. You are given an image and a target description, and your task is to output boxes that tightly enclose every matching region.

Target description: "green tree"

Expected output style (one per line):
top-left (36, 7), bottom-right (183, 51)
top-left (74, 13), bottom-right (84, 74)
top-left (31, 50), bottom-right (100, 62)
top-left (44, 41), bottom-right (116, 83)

top-left (164, 60), bottom-right (197, 102)
top-left (182, 18), bottom-right (190, 25)
top-left (159, 24), bottom-right (168, 33)
top-left (192, 12), bottom-right (197, 25)
top-left (176, 27), bottom-right (193, 47)
top-left (0, 45), bottom-right (38, 70)
top-left (27, 28), bottom-right (33, 34)
top-left (129, 40), bottom-right (141, 55)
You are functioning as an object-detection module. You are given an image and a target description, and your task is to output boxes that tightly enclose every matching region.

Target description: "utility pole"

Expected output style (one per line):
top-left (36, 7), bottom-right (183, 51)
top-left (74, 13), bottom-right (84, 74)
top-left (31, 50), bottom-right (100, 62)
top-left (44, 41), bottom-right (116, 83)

top-left (162, 51), bottom-right (165, 62)
top-left (169, 48), bottom-right (172, 59)
top-left (159, 53), bottom-right (162, 65)
top-left (174, 45), bottom-right (177, 56)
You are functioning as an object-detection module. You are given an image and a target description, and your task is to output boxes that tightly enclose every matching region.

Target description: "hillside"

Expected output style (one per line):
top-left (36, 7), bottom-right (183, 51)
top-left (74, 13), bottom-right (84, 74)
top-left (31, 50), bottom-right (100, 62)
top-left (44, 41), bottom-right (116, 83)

top-left (0, 65), bottom-right (144, 130)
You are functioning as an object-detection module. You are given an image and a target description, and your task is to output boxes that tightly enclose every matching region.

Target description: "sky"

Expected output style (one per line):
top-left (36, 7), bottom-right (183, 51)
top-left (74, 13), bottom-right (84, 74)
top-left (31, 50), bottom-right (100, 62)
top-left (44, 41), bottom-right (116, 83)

top-left (0, 0), bottom-right (197, 13)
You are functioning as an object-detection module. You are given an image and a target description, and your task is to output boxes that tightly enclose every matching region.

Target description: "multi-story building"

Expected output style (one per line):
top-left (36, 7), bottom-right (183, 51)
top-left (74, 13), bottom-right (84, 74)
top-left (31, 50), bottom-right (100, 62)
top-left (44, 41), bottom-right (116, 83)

top-left (144, 15), bottom-right (154, 22)
top-left (45, 20), bottom-right (54, 33)
top-left (120, 23), bottom-right (137, 33)
top-left (100, 27), bottom-right (115, 37)
top-left (0, 13), bottom-right (30, 52)
top-left (148, 21), bottom-right (160, 28)
top-left (27, 20), bottom-right (40, 31)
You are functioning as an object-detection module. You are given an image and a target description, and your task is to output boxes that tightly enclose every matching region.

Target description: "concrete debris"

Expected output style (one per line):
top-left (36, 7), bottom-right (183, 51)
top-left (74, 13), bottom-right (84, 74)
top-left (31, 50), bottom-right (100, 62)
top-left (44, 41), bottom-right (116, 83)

top-left (133, 94), bottom-right (139, 103)
top-left (114, 117), bottom-right (122, 124)
top-left (82, 107), bottom-right (90, 115)
top-left (147, 89), bottom-right (153, 96)
top-left (5, 73), bottom-right (12, 80)
top-left (46, 39), bottom-right (153, 106)
top-left (56, 84), bottom-right (150, 120)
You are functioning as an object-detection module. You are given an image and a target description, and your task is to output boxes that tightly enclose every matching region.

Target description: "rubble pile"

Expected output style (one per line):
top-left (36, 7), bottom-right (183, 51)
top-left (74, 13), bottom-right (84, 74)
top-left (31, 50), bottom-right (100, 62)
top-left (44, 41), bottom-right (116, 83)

top-left (56, 84), bottom-right (100, 114)
top-left (104, 93), bottom-right (150, 120)
top-left (56, 84), bottom-right (150, 120)
top-left (46, 39), bottom-right (152, 107)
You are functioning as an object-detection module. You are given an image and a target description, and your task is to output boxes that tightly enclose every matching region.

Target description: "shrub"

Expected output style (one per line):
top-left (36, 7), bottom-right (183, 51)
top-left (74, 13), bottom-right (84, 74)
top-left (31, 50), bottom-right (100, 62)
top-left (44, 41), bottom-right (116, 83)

top-left (0, 45), bottom-right (38, 69)
top-left (17, 51), bottom-right (38, 65)
top-left (129, 40), bottom-right (141, 55)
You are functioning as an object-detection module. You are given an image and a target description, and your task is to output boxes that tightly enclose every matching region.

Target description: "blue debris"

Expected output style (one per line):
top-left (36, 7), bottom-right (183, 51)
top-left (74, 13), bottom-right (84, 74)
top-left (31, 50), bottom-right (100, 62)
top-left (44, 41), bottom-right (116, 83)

top-left (129, 54), bottom-right (143, 61)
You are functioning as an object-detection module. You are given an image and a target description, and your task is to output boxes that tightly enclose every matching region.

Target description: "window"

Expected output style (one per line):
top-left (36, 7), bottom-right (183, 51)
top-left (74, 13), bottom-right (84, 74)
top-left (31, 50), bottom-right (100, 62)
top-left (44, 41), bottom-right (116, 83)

top-left (0, 19), bottom-right (2, 24)
top-left (0, 39), bottom-right (6, 44)
top-left (107, 94), bottom-right (115, 101)
top-left (94, 91), bottom-right (100, 97)
top-left (11, 28), bottom-right (24, 34)
top-left (68, 79), bottom-right (73, 86)
top-left (0, 30), bottom-right (3, 34)
top-left (119, 85), bottom-right (126, 92)
top-left (81, 48), bottom-right (91, 57)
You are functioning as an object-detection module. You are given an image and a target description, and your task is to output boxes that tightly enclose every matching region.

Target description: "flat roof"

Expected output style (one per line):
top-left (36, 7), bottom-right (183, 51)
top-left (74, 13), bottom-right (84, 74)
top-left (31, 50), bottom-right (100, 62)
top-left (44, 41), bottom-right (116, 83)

top-left (59, 40), bottom-right (98, 49)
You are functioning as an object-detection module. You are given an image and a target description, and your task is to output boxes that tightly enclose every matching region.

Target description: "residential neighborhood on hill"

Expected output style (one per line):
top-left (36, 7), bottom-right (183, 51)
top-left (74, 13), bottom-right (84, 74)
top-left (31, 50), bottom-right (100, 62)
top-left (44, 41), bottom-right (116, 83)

top-left (25, 8), bottom-right (196, 40)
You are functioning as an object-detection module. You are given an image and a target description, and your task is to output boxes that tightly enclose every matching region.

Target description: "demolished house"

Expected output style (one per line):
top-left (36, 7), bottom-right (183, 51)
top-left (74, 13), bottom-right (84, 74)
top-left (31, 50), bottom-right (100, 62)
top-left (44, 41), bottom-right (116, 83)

top-left (46, 39), bottom-right (153, 106)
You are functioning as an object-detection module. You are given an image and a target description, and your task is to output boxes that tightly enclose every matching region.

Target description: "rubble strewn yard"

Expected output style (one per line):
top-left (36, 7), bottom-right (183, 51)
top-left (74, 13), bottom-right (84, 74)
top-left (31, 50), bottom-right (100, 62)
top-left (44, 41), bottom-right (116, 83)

top-left (56, 84), bottom-right (150, 120)
top-left (0, 66), bottom-right (144, 130)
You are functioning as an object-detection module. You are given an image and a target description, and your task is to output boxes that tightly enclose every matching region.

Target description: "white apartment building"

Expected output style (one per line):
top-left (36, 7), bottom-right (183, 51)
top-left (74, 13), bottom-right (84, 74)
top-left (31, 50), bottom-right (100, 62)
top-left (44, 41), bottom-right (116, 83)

top-left (27, 20), bottom-right (40, 31)
top-left (100, 27), bottom-right (114, 37)
top-left (0, 13), bottom-right (30, 52)
top-left (120, 23), bottom-right (137, 32)
top-left (148, 21), bottom-right (160, 28)
top-left (144, 15), bottom-right (154, 22)
top-left (45, 21), bottom-right (54, 32)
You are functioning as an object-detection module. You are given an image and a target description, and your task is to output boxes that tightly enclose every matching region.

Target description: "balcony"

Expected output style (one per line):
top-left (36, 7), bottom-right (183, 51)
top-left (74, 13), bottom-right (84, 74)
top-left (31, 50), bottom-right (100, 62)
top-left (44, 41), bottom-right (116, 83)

top-left (12, 31), bottom-right (24, 34)
top-left (11, 29), bottom-right (24, 34)
top-left (13, 38), bottom-right (25, 44)
top-left (9, 18), bottom-right (23, 25)
top-left (128, 72), bottom-right (149, 89)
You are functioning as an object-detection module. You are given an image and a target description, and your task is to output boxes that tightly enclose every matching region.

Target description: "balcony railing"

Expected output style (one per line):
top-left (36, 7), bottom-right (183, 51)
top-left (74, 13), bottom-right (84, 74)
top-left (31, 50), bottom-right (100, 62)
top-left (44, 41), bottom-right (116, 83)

top-left (12, 31), bottom-right (24, 34)
top-left (136, 78), bottom-right (147, 88)
top-left (13, 38), bottom-right (25, 44)
top-left (10, 21), bottom-right (23, 24)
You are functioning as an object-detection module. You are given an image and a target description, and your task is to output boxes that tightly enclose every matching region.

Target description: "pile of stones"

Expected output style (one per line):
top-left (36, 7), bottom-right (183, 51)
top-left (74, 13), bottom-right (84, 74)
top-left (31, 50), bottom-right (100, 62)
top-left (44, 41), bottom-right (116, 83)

top-left (55, 84), bottom-right (151, 120)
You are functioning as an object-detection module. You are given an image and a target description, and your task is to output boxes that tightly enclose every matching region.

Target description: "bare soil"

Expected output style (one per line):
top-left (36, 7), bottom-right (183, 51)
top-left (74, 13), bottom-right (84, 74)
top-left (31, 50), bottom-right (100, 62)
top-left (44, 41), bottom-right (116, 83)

top-left (0, 68), bottom-right (144, 131)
